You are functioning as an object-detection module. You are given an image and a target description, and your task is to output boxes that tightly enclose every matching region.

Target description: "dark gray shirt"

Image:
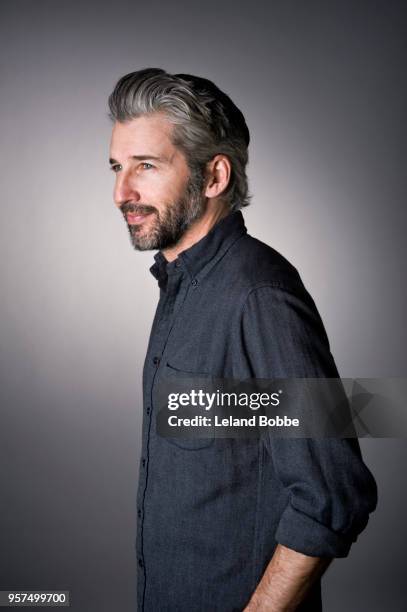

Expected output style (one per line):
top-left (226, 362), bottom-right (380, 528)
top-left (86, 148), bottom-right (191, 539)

top-left (136, 211), bottom-right (377, 611)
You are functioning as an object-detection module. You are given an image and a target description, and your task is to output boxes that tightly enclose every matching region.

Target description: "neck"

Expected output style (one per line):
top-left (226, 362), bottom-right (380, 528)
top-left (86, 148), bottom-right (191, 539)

top-left (162, 200), bottom-right (231, 262)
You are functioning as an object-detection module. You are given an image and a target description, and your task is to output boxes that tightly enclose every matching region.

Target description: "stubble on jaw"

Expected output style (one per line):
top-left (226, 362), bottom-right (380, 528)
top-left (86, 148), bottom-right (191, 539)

top-left (122, 175), bottom-right (206, 251)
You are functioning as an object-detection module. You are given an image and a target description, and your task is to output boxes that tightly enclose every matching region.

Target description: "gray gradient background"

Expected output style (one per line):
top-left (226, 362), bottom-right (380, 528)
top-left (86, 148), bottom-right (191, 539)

top-left (0, 1), bottom-right (406, 610)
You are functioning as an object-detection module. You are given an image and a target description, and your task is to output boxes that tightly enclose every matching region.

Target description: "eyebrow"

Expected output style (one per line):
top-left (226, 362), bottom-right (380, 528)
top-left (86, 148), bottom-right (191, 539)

top-left (109, 155), bottom-right (167, 165)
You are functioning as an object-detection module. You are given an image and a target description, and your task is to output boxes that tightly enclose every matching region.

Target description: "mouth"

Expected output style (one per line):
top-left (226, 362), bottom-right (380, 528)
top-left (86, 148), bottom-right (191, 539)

top-left (126, 211), bottom-right (154, 225)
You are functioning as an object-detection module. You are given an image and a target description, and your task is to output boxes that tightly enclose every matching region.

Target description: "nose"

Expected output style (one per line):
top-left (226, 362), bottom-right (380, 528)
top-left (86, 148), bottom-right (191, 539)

top-left (113, 170), bottom-right (141, 208)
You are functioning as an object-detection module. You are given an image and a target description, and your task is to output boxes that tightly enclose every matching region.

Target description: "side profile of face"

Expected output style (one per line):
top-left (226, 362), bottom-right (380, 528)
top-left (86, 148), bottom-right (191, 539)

top-left (109, 113), bottom-right (205, 251)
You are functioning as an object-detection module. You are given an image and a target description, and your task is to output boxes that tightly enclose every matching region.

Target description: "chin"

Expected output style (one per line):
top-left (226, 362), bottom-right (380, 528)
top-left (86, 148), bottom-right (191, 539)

top-left (128, 228), bottom-right (157, 251)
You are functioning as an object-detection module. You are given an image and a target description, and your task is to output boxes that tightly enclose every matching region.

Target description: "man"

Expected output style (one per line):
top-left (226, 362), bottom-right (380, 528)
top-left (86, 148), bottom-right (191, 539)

top-left (108, 68), bottom-right (377, 611)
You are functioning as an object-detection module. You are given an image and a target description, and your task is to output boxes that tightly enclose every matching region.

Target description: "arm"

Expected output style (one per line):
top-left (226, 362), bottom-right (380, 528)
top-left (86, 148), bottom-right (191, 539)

top-left (239, 283), bottom-right (377, 608)
top-left (244, 544), bottom-right (331, 611)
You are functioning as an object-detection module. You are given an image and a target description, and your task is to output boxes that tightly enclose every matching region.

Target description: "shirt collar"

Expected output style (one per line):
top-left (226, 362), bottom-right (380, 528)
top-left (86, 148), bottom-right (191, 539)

top-left (149, 210), bottom-right (247, 287)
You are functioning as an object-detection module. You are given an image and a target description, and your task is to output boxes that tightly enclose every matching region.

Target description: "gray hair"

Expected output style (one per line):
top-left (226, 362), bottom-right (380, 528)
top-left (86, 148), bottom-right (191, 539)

top-left (108, 68), bottom-right (251, 211)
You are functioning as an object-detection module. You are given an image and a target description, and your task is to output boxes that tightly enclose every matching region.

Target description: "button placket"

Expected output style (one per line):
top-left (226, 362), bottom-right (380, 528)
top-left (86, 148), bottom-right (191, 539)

top-left (138, 258), bottom-right (191, 611)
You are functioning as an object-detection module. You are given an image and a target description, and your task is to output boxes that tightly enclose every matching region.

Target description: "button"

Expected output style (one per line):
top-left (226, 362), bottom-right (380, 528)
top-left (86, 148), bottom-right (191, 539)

top-left (175, 260), bottom-right (182, 268)
top-left (141, 458), bottom-right (146, 467)
top-left (191, 278), bottom-right (198, 287)
top-left (137, 509), bottom-right (142, 518)
top-left (146, 406), bottom-right (151, 415)
top-left (153, 356), bottom-right (160, 366)
top-left (138, 558), bottom-right (144, 568)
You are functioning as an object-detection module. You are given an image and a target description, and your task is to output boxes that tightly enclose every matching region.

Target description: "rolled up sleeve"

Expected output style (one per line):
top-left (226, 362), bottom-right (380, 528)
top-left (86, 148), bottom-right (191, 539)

top-left (240, 283), bottom-right (378, 558)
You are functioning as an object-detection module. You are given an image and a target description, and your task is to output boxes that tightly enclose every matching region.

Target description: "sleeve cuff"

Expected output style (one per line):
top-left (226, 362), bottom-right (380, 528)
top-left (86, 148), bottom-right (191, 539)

top-left (275, 503), bottom-right (354, 558)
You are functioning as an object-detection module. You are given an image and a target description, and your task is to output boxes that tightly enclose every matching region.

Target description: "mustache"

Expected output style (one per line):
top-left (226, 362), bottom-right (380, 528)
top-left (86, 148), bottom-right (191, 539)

top-left (121, 202), bottom-right (158, 216)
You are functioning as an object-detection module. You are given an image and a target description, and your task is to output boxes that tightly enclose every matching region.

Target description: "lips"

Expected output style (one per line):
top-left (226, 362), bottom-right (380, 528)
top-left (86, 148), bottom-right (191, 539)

top-left (126, 211), bottom-right (152, 225)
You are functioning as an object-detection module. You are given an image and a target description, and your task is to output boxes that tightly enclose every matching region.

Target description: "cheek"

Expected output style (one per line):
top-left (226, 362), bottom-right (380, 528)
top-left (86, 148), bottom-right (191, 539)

top-left (144, 172), bottom-right (188, 203)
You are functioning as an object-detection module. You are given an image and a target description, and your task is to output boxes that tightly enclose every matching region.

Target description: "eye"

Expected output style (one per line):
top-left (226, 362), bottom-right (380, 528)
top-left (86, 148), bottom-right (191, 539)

top-left (141, 162), bottom-right (154, 170)
top-left (110, 164), bottom-right (122, 173)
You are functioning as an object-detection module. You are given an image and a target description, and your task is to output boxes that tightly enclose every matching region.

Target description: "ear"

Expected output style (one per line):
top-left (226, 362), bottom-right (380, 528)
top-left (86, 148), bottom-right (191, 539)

top-left (204, 155), bottom-right (232, 199)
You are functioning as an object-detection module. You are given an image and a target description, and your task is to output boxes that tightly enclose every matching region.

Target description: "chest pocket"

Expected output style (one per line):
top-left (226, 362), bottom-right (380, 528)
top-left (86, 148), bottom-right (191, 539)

top-left (155, 362), bottom-right (216, 450)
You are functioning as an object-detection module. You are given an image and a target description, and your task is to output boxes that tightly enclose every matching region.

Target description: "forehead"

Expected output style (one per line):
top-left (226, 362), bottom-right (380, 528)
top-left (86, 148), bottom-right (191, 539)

top-left (110, 113), bottom-right (176, 156)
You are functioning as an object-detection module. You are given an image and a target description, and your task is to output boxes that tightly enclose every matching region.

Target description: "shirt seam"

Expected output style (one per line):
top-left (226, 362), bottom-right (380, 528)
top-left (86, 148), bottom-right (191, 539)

top-left (239, 281), bottom-right (306, 324)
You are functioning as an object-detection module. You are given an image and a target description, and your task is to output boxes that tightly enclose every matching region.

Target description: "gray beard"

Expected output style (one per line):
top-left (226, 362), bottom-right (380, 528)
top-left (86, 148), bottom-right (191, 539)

top-left (122, 177), bottom-right (206, 251)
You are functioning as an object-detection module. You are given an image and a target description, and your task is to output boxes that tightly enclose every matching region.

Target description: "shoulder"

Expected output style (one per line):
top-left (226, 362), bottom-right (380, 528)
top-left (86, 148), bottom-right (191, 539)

top-left (221, 231), bottom-right (327, 335)
top-left (231, 238), bottom-right (336, 376)
top-left (224, 231), bottom-right (307, 297)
